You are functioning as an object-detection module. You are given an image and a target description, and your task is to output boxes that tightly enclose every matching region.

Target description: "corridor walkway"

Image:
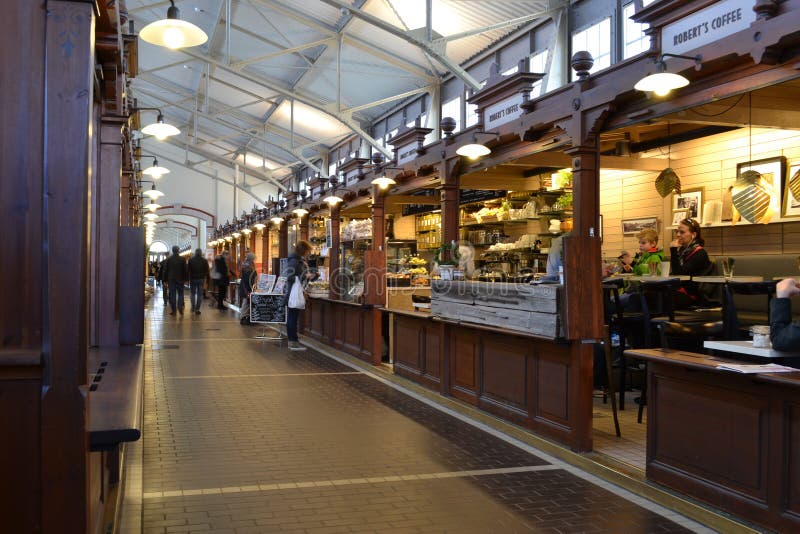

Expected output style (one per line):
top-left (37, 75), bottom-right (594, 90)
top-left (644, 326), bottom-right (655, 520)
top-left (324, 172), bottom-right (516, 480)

top-left (139, 294), bottom-right (710, 533)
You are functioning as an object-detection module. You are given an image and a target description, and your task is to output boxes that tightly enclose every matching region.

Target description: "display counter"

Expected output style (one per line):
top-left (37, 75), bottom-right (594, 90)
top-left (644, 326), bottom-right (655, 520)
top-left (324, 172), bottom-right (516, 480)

top-left (388, 280), bottom-right (591, 451)
top-left (385, 286), bottom-right (431, 313)
top-left (303, 296), bottom-right (379, 364)
top-left (626, 348), bottom-right (800, 532)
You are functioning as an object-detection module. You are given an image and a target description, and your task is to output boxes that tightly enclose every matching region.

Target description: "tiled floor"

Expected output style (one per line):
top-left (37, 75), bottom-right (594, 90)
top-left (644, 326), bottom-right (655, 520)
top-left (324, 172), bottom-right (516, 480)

top-left (592, 395), bottom-right (648, 470)
top-left (136, 293), bottom-right (711, 533)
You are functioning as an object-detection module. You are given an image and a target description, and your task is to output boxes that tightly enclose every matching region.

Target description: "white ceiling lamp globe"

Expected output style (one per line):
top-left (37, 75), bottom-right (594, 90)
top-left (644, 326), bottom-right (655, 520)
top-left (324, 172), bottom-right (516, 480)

top-left (139, 1), bottom-right (208, 50)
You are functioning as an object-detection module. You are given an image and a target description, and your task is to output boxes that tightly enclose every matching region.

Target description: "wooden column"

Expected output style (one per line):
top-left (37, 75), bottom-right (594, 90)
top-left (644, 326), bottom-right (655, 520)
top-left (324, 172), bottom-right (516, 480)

top-left (91, 115), bottom-right (125, 346)
top-left (44, 2), bottom-right (93, 529)
top-left (248, 231), bottom-right (256, 255)
top-left (299, 215), bottom-right (309, 242)
top-left (329, 206), bottom-right (342, 299)
top-left (279, 220), bottom-right (289, 258)
top-left (440, 158), bottom-right (461, 247)
top-left (364, 187), bottom-right (386, 307)
top-left (261, 229), bottom-right (269, 273)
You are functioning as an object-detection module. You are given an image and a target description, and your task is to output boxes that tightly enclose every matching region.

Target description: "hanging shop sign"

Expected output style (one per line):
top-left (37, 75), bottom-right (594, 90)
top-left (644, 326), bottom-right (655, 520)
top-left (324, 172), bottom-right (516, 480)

top-left (401, 189), bottom-right (439, 216)
top-left (484, 93), bottom-right (524, 131)
top-left (459, 189), bottom-right (507, 205)
top-left (662, 0), bottom-right (756, 56)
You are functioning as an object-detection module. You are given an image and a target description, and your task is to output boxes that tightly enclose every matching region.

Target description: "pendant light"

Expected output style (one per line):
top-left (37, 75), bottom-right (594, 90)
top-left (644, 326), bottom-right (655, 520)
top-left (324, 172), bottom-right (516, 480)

top-left (144, 212), bottom-right (159, 221)
top-left (635, 54), bottom-right (702, 97)
top-left (271, 216), bottom-right (284, 225)
top-left (370, 175), bottom-right (396, 190)
top-left (654, 122), bottom-right (681, 198)
top-left (142, 183), bottom-right (164, 200)
top-left (292, 207), bottom-right (310, 217)
top-left (323, 193), bottom-right (344, 206)
top-left (141, 112), bottom-right (180, 140)
top-left (732, 92), bottom-right (772, 224)
top-left (144, 199), bottom-right (161, 212)
top-left (139, 0), bottom-right (208, 50)
top-left (253, 222), bottom-right (266, 231)
top-left (456, 131), bottom-right (500, 160)
top-left (142, 157), bottom-right (170, 178)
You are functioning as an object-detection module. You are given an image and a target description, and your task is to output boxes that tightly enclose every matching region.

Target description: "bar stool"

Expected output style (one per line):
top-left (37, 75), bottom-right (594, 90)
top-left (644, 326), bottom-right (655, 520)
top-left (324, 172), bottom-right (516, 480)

top-left (601, 282), bottom-right (623, 437)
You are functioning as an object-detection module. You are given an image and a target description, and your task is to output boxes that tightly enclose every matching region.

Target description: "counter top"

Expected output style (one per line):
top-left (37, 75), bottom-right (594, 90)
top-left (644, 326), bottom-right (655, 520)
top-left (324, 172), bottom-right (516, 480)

top-left (385, 308), bottom-right (434, 319)
top-left (625, 347), bottom-right (800, 384)
top-left (703, 339), bottom-right (800, 359)
top-left (308, 296), bottom-right (373, 308)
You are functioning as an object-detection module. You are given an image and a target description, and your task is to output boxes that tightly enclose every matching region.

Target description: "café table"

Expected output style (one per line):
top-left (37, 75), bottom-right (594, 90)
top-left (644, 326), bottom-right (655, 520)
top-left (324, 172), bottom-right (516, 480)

top-left (704, 339), bottom-right (800, 361)
top-left (607, 274), bottom-right (691, 282)
top-left (691, 275), bottom-right (764, 283)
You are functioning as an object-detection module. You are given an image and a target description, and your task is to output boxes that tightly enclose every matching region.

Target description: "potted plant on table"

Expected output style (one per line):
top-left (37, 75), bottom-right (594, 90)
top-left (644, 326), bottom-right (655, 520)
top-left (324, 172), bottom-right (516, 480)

top-left (433, 241), bottom-right (461, 280)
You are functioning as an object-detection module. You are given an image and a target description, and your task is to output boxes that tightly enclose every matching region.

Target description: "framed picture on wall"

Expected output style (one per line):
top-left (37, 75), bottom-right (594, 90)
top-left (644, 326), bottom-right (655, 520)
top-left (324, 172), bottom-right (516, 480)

top-left (672, 188), bottom-right (703, 222)
top-left (620, 216), bottom-right (658, 235)
top-left (672, 208), bottom-right (690, 227)
top-left (736, 156), bottom-right (785, 222)
top-left (782, 163), bottom-right (800, 218)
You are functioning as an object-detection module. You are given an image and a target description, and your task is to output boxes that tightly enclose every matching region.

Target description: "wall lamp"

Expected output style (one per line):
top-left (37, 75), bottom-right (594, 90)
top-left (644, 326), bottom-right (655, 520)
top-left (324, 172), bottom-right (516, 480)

top-left (635, 53), bottom-right (703, 97)
top-left (140, 156), bottom-right (171, 178)
top-left (320, 173), bottom-right (344, 205)
top-left (139, 0), bottom-right (208, 50)
top-left (132, 107), bottom-right (181, 140)
top-left (270, 216), bottom-right (285, 225)
top-left (253, 222), bottom-right (266, 231)
top-left (139, 180), bottom-right (165, 200)
top-left (371, 166), bottom-right (404, 190)
top-left (456, 131), bottom-right (501, 160)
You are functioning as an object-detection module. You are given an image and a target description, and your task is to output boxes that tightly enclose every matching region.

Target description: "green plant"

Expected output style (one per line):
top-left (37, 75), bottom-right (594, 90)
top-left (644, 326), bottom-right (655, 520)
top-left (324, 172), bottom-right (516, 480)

top-left (433, 242), bottom-right (461, 265)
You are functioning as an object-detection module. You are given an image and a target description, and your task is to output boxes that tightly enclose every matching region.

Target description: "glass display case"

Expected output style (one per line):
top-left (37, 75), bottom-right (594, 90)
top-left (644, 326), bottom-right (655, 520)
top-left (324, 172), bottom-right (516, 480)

top-left (338, 218), bottom-right (372, 302)
top-left (386, 239), bottom-right (416, 274)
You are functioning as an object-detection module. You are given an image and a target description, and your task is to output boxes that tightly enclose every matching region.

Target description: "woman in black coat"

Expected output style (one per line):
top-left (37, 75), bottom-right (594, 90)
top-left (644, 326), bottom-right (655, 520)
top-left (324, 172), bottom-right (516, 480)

top-left (284, 240), bottom-right (313, 350)
top-left (669, 218), bottom-right (714, 308)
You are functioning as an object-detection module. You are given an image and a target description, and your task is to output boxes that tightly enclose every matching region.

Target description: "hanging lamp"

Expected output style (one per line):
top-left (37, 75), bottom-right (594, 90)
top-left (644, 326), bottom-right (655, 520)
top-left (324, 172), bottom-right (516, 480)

top-left (635, 54), bottom-right (702, 97)
top-left (654, 122), bottom-right (681, 198)
top-left (142, 183), bottom-right (165, 200)
top-left (142, 157), bottom-right (170, 178)
top-left (139, 0), bottom-right (208, 50)
top-left (141, 112), bottom-right (181, 140)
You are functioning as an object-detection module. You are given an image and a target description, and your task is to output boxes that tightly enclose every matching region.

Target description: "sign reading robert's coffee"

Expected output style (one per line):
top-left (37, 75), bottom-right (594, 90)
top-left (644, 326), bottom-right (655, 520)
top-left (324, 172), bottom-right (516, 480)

top-left (484, 94), bottom-right (523, 131)
top-left (662, 0), bottom-right (755, 56)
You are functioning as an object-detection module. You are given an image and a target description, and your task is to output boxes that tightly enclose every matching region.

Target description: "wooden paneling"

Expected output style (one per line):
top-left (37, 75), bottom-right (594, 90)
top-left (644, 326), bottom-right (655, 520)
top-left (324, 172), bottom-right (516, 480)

top-left (422, 325), bottom-right (442, 387)
top-left (650, 374), bottom-right (768, 501)
top-left (787, 402), bottom-right (800, 518)
top-left (450, 329), bottom-right (479, 403)
top-left (481, 336), bottom-right (528, 412)
top-left (535, 354), bottom-right (570, 424)
top-left (391, 314), bottom-right (442, 391)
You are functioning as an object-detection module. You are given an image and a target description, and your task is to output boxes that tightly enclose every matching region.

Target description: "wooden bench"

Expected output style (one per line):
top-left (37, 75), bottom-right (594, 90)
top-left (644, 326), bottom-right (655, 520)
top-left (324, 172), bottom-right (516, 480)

top-left (89, 346), bottom-right (143, 451)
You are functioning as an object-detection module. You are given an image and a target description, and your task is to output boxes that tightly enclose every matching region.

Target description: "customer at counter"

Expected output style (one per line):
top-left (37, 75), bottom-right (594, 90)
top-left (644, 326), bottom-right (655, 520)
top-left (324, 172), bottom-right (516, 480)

top-left (669, 218), bottom-right (714, 308)
top-left (770, 278), bottom-right (800, 350)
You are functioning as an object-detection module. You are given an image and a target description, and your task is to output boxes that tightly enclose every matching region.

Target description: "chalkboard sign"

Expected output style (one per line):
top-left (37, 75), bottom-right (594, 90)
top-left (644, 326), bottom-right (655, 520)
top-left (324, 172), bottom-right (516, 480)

top-left (401, 189), bottom-right (438, 216)
top-left (250, 292), bottom-right (286, 324)
top-left (459, 189), bottom-right (506, 205)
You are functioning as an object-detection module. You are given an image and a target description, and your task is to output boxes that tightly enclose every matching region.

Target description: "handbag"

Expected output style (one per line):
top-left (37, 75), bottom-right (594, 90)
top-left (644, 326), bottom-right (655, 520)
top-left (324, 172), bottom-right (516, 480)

top-left (287, 276), bottom-right (306, 309)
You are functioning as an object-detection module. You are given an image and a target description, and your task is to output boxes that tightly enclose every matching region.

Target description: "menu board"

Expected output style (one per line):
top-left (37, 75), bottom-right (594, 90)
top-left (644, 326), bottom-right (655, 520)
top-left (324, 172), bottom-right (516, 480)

top-left (401, 189), bottom-right (438, 216)
top-left (459, 189), bottom-right (506, 205)
top-left (250, 293), bottom-right (286, 324)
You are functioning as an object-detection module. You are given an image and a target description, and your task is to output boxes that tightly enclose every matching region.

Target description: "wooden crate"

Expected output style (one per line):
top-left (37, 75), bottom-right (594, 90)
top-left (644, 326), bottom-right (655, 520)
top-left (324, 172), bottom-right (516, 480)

top-left (431, 281), bottom-right (562, 337)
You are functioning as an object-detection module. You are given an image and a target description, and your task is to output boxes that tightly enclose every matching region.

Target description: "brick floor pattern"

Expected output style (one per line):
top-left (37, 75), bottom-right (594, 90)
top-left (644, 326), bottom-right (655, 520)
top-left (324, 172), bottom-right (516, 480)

top-left (141, 304), bottom-right (696, 533)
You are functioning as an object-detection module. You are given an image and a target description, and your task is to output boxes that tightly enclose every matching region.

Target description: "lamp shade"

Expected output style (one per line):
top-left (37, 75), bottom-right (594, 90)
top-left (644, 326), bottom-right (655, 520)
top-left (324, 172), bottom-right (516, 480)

top-left (139, 3), bottom-right (208, 50)
top-left (292, 207), bottom-right (309, 217)
top-left (141, 114), bottom-right (180, 140)
top-left (142, 184), bottom-right (164, 200)
top-left (241, 228), bottom-right (252, 235)
top-left (253, 223), bottom-right (266, 230)
top-left (323, 194), bottom-right (344, 205)
top-left (456, 142), bottom-right (491, 159)
top-left (371, 176), bottom-right (396, 190)
top-left (270, 217), bottom-right (284, 225)
top-left (144, 212), bottom-right (159, 221)
top-left (142, 158), bottom-right (170, 178)
top-left (144, 200), bottom-right (161, 212)
top-left (232, 231), bottom-right (241, 238)
top-left (634, 72), bottom-right (690, 96)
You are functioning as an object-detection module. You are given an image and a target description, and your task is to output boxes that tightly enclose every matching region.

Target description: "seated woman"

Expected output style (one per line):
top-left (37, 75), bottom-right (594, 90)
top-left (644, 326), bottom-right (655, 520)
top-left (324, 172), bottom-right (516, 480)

top-left (669, 218), bottom-right (714, 308)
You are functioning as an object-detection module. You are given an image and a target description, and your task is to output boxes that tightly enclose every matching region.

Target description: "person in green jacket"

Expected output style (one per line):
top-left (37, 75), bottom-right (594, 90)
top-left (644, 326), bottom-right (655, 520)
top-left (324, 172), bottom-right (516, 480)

top-left (631, 228), bottom-right (665, 275)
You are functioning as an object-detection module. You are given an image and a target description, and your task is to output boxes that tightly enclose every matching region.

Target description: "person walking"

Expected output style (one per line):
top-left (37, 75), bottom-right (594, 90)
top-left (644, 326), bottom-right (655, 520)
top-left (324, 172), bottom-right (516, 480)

top-left (164, 245), bottom-right (188, 315)
top-left (188, 248), bottom-right (210, 315)
top-left (158, 256), bottom-right (169, 306)
top-left (283, 240), bottom-right (313, 351)
top-left (213, 250), bottom-right (230, 310)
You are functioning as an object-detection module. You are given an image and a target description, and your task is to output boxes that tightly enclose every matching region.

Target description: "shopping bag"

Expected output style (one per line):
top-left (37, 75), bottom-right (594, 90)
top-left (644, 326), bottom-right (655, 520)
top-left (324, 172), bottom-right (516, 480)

top-left (287, 276), bottom-right (306, 309)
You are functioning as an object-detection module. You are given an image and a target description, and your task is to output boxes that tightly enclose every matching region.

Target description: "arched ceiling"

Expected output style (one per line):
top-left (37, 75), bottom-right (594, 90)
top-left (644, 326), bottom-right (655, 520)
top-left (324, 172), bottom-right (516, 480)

top-left (127, 0), bottom-right (558, 197)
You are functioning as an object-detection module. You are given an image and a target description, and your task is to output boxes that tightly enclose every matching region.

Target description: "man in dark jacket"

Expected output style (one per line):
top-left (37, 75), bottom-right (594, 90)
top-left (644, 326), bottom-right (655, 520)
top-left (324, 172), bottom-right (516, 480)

top-left (188, 248), bottom-right (210, 315)
top-left (158, 256), bottom-right (169, 305)
top-left (164, 245), bottom-right (188, 315)
top-left (213, 251), bottom-right (230, 310)
top-left (771, 277), bottom-right (800, 350)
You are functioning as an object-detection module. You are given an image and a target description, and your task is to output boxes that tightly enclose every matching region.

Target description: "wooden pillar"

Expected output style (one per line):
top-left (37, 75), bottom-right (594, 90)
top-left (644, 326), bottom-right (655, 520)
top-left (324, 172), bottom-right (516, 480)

top-left (261, 229), bottom-right (269, 273)
top-left (299, 215), bottom-right (309, 242)
top-left (563, 143), bottom-right (603, 341)
top-left (364, 187), bottom-right (386, 307)
top-left (279, 220), bottom-right (289, 258)
top-left (90, 115), bottom-right (125, 347)
top-left (329, 206), bottom-right (341, 299)
top-left (440, 158), bottom-right (461, 247)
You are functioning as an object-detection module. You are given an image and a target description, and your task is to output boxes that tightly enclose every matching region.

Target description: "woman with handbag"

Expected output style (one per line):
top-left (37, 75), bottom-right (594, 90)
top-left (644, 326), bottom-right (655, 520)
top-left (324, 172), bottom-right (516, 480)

top-left (284, 240), bottom-right (313, 350)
